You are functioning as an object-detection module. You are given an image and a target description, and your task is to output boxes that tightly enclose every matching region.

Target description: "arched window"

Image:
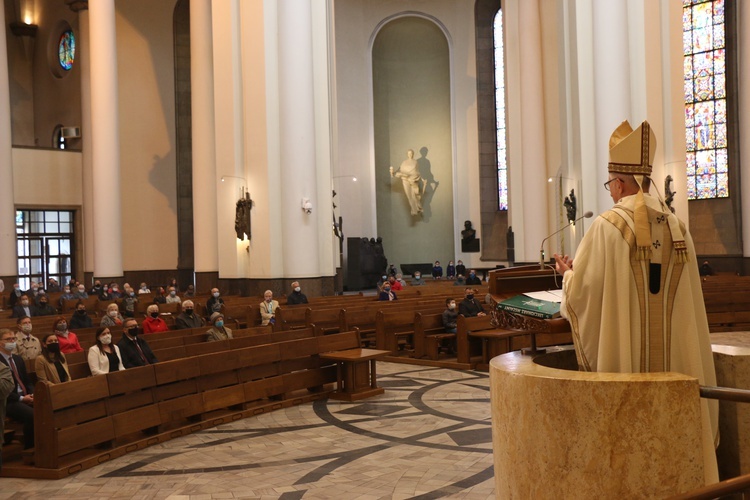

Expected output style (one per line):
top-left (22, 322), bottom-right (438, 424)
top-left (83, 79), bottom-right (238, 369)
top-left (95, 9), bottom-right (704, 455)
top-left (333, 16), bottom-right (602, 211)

top-left (683, 0), bottom-right (728, 199)
top-left (494, 9), bottom-right (508, 210)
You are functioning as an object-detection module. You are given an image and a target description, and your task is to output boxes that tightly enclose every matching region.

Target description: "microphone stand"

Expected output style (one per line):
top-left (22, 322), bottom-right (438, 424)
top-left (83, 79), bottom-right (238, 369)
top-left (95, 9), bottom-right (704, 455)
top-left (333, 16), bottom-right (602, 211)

top-left (539, 212), bottom-right (593, 270)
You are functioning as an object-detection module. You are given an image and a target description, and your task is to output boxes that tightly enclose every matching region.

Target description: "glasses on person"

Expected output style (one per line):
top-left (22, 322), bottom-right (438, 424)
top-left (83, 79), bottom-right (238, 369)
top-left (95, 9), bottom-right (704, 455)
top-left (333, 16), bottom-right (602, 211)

top-left (603, 178), bottom-right (620, 191)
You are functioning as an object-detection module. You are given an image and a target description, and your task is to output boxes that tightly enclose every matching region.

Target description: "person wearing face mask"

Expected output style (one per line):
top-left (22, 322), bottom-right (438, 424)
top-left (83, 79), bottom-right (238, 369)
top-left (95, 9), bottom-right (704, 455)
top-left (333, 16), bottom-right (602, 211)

top-left (206, 312), bottom-right (233, 342)
top-left (142, 304), bottom-right (169, 334)
top-left (465, 269), bottom-right (482, 286)
top-left (109, 283), bottom-right (122, 299)
top-left (378, 282), bottom-right (398, 301)
top-left (69, 301), bottom-right (93, 329)
top-left (0, 357), bottom-right (13, 472)
top-left (442, 298), bottom-right (458, 333)
top-left (387, 276), bottom-right (402, 291)
top-left (432, 261), bottom-right (443, 280)
top-left (165, 286), bottom-right (181, 304)
top-left (138, 282), bottom-right (151, 295)
top-left (8, 283), bottom-right (24, 308)
top-left (59, 285), bottom-right (76, 307)
top-left (175, 300), bottom-right (205, 329)
top-left (0, 328), bottom-right (35, 449)
top-left (206, 288), bottom-right (224, 316)
top-left (89, 280), bottom-right (103, 296)
top-left (411, 272), bottom-right (426, 286)
top-left (446, 261), bottom-right (456, 279)
top-left (286, 281), bottom-right (308, 305)
top-left (117, 318), bottom-right (158, 368)
top-left (453, 274), bottom-right (466, 287)
top-left (14, 316), bottom-right (41, 361)
top-left (455, 260), bottom-right (466, 277)
top-left (88, 328), bottom-right (125, 375)
top-left (260, 290), bottom-right (279, 326)
top-left (72, 285), bottom-right (88, 300)
top-left (34, 295), bottom-right (57, 316)
top-left (459, 288), bottom-right (485, 318)
top-left (34, 334), bottom-right (71, 384)
top-left (121, 287), bottom-right (138, 317)
top-left (11, 295), bottom-right (35, 319)
top-left (101, 303), bottom-right (124, 327)
top-left (53, 317), bottom-right (83, 353)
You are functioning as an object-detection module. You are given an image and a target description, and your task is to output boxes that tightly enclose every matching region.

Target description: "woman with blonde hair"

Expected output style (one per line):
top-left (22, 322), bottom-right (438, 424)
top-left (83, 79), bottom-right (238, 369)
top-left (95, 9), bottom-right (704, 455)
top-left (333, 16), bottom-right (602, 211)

top-left (100, 303), bottom-right (124, 327)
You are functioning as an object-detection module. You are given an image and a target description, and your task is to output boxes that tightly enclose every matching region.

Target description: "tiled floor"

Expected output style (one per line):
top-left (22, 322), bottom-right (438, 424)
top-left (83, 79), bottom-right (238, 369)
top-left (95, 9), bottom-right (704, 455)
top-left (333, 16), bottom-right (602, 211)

top-left (2, 363), bottom-right (496, 499)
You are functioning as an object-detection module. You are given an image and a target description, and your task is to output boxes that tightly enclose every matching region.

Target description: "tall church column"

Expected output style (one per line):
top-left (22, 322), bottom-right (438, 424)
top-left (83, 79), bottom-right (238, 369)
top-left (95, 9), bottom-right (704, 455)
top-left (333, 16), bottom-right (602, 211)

top-left (190, 0), bottom-right (219, 279)
top-left (0, 2), bottom-right (15, 280)
top-left (89, 0), bottom-right (122, 279)
top-left (592, 0), bottom-right (632, 212)
top-left (740, 1), bottom-right (750, 256)
top-left (71, 4), bottom-right (94, 280)
top-left (277, 0), bottom-right (320, 277)
top-left (518, 0), bottom-right (548, 262)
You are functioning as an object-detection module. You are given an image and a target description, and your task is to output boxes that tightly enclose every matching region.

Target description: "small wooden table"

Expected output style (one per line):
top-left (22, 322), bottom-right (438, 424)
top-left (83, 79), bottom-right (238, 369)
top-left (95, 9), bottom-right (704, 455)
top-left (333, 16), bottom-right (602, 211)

top-left (319, 348), bottom-right (389, 401)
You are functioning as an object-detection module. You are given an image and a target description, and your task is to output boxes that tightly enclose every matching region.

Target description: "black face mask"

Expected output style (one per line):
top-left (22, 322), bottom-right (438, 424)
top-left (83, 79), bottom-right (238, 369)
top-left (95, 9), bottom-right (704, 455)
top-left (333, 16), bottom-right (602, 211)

top-left (184, 308), bottom-right (193, 315)
top-left (47, 343), bottom-right (60, 354)
top-left (127, 327), bottom-right (140, 337)
top-left (77, 310), bottom-right (87, 315)
top-left (150, 312), bottom-right (159, 319)
top-left (466, 294), bottom-right (474, 300)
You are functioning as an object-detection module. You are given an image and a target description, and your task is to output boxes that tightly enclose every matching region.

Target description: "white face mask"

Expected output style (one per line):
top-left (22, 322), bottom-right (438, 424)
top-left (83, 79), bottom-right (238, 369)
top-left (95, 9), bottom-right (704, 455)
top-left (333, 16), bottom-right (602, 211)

top-left (449, 303), bottom-right (456, 310)
top-left (213, 292), bottom-right (220, 298)
top-left (100, 334), bottom-right (112, 345)
top-left (20, 323), bottom-right (32, 333)
top-left (109, 310), bottom-right (118, 317)
top-left (294, 287), bottom-right (301, 293)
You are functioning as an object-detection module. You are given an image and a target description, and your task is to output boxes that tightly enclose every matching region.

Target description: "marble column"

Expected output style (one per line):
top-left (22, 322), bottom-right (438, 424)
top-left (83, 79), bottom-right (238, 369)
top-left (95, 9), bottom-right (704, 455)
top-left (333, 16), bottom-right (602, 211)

top-left (190, 0), bottom-right (219, 274)
top-left (75, 6), bottom-right (94, 279)
top-left (88, 0), bottom-right (122, 279)
top-left (592, 0), bottom-right (632, 212)
top-left (740, 1), bottom-right (750, 256)
top-left (278, 0), bottom-right (320, 278)
top-left (0, 3), bottom-right (16, 278)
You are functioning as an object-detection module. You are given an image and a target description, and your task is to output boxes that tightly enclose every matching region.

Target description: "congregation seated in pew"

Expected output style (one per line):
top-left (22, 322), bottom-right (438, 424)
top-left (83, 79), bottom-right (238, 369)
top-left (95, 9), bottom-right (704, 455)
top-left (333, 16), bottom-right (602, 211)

top-left (286, 281), bottom-right (308, 305)
top-left (207, 312), bottom-right (233, 342)
top-left (101, 303), bottom-right (124, 328)
top-left (378, 283), bottom-right (397, 301)
top-left (35, 294), bottom-right (57, 317)
top-left (14, 316), bottom-right (41, 361)
top-left (87, 327), bottom-right (125, 375)
top-left (117, 318), bottom-right (158, 368)
top-left (459, 288), bottom-right (485, 317)
top-left (54, 317), bottom-right (83, 354)
top-left (69, 300), bottom-right (93, 329)
top-left (142, 304), bottom-right (169, 334)
top-left (260, 290), bottom-right (279, 326)
top-left (35, 333), bottom-right (71, 384)
top-left (442, 298), bottom-right (458, 333)
top-left (0, 328), bottom-right (34, 449)
top-left (175, 300), bottom-right (204, 329)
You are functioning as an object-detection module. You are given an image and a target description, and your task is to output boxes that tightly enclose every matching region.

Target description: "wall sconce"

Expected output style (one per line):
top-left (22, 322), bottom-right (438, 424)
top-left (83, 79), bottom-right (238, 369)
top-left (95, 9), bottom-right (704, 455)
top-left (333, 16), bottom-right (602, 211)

top-left (11, 0), bottom-right (37, 37)
top-left (301, 198), bottom-right (313, 214)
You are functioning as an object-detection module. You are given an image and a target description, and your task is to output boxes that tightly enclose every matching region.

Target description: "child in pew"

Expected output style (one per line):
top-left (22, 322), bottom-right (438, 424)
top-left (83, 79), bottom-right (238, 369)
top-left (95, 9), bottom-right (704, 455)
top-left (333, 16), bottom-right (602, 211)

top-left (206, 312), bottom-right (233, 342)
top-left (142, 304), bottom-right (170, 334)
top-left (35, 333), bottom-right (71, 384)
top-left (442, 298), bottom-right (458, 334)
top-left (88, 328), bottom-right (125, 375)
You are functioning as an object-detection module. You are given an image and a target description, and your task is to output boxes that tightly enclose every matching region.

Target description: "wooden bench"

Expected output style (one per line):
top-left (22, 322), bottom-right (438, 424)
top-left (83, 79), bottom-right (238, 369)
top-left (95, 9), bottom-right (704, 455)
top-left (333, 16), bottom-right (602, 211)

top-left (413, 312), bottom-right (453, 360)
top-left (26, 330), bottom-right (374, 479)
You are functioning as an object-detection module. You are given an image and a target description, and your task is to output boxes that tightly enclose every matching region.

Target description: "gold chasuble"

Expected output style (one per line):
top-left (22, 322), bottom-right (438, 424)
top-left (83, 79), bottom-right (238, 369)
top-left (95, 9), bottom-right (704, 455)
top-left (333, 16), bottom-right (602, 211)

top-left (560, 121), bottom-right (719, 485)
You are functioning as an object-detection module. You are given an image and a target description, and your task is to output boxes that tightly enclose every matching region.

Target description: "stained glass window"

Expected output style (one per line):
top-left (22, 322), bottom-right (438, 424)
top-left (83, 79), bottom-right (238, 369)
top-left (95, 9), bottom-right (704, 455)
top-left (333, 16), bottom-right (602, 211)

top-left (58, 30), bottom-right (75, 71)
top-left (494, 9), bottom-right (508, 211)
top-left (684, 0), bottom-right (727, 199)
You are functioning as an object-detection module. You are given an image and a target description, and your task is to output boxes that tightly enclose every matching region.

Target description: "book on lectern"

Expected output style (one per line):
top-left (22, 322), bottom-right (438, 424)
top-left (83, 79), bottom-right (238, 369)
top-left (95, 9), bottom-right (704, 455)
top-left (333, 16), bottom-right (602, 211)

top-left (496, 292), bottom-right (561, 319)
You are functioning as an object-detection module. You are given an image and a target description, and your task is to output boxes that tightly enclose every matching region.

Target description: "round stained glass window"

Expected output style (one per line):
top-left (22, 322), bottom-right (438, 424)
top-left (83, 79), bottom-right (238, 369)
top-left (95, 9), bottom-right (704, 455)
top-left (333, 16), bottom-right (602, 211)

top-left (58, 30), bottom-right (75, 71)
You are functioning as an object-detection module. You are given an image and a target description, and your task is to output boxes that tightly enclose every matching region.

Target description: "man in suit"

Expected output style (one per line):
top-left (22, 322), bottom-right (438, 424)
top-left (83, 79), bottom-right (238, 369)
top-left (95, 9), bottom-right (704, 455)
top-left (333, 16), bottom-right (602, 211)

top-left (0, 328), bottom-right (34, 449)
top-left (117, 318), bottom-right (158, 368)
top-left (10, 295), bottom-right (35, 319)
top-left (0, 353), bottom-right (13, 471)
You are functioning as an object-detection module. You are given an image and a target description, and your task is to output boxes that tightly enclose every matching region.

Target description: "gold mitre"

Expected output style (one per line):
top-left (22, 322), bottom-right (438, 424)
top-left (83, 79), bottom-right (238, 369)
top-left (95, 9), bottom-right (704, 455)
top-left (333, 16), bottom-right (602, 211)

top-left (608, 120), bottom-right (656, 176)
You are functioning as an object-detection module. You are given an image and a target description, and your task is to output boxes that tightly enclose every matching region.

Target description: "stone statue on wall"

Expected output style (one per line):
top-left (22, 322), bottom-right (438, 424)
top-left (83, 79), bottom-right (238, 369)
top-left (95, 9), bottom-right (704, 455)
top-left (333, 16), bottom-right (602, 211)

top-left (390, 149), bottom-right (426, 216)
top-left (664, 175), bottom-right (676, 214)
top-left (563, 189), bottom-right (577, 223)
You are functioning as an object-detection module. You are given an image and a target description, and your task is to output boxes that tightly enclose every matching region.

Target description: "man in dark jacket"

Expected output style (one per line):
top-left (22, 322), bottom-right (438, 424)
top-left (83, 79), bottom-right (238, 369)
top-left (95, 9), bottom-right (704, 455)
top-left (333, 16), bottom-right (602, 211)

top-left (117, 318), bottom-right (158, 368)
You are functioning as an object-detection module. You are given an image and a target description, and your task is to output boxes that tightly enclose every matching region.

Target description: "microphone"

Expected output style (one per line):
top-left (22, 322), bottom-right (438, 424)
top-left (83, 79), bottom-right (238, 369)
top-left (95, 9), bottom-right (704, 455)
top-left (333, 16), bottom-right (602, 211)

top-left (539, 211), bottom-right (594, 269)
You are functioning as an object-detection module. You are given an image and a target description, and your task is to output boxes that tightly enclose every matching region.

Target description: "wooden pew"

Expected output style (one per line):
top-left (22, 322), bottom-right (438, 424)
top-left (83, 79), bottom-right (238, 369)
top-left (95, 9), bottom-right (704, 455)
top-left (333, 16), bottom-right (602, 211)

top-left (413, 312), bottom-right (452, 360)
top-left (28, 329), bottom-right (376, 478)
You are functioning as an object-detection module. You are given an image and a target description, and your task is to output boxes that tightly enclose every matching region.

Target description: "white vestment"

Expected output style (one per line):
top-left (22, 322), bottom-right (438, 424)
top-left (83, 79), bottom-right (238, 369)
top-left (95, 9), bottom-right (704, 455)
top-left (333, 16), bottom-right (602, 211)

top-left (561, 193), bottom-right (719, 485)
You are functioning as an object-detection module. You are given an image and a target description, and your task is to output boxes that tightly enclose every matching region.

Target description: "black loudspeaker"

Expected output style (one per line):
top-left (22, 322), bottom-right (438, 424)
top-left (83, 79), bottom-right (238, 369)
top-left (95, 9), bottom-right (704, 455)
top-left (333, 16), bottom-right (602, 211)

top-left (346, 237), bottom-right (388, 290)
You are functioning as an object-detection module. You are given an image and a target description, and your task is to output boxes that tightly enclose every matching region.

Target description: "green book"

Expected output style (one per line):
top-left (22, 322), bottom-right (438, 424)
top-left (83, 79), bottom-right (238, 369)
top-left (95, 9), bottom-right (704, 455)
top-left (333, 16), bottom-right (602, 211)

top-left (497, 294), bottom-right (561, 319)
